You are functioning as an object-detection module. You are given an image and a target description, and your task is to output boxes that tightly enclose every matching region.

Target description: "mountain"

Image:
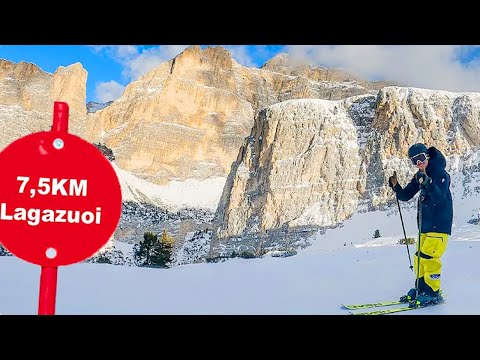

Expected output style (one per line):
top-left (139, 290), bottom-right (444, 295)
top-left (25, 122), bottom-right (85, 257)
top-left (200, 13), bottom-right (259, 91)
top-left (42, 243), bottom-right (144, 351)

top-left (106, 84), bottom-right (480, 263)
top-left (0, 47), bottom-right (395, 202)
top-left (0, 59), bottom-right (88, 144)
top-left (210, 86), bottom-right (480, 256)
top-left (3, 48), bottom-right (480, 267)
top-left (83, 46), bottom-right (391, 187)
top-left (86, 101), bottom-right (113, 113)
top-left (261, 52), bottom-right (398, 92)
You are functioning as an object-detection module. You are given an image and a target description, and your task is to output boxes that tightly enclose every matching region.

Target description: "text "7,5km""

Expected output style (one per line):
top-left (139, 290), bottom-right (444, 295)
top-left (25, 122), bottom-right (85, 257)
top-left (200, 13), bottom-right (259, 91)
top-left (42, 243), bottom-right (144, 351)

top-left (17, 176), bottom-right (88, 197)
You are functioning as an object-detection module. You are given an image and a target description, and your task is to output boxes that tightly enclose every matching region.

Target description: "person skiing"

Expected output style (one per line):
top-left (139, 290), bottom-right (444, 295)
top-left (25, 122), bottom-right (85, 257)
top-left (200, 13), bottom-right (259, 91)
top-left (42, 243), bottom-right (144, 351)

top-left (388, 143), bottom-right (453, 308)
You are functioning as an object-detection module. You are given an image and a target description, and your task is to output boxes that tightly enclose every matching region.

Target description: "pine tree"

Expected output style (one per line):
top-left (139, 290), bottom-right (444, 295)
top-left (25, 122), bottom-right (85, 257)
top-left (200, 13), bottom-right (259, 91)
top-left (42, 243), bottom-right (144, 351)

top-left (159, 229), bottom-right (175, 268)
top-left (0, 244), bottom-right (12, 257)
top-left (133, 230), bottom-right (175, 268)
top-left (373, 229), bottom-right (381, 238)
top-left (134, 231), bottom-right (161, 267)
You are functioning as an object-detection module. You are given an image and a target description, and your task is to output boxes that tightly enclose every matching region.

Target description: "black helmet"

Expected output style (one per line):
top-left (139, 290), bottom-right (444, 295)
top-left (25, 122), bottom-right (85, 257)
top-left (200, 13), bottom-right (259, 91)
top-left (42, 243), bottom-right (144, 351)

top-left (408, 143), bottom-right (428, 158)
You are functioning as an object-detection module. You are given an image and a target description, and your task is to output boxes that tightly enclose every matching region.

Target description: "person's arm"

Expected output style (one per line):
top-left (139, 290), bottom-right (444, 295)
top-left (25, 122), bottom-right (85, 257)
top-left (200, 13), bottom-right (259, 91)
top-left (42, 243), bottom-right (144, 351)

top-left (419, 171), bottom-right (450, 202)
top-left (393, 176), bottom-right (419, 201)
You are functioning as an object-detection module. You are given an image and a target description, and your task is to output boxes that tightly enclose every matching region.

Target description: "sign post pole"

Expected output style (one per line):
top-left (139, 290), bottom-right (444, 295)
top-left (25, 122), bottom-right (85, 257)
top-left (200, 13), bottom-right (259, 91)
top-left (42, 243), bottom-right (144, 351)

top-left (37, 102), bottom-right (68, 315)
top-left (38, 266), bottom-right (58, 315)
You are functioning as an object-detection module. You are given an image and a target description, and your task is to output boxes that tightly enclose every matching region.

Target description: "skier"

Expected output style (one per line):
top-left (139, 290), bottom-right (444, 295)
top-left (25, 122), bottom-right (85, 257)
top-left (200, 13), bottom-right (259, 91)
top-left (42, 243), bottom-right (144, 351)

top-left (388, 143), bottom-right (453, 307)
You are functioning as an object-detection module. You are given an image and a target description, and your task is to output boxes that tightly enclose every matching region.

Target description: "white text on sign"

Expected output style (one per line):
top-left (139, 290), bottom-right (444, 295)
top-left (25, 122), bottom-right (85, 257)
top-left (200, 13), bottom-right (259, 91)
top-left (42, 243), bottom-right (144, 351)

top-left (0, 204), bottom-right (102, 226)
top-left (17, 176), bottom-right (87, 198)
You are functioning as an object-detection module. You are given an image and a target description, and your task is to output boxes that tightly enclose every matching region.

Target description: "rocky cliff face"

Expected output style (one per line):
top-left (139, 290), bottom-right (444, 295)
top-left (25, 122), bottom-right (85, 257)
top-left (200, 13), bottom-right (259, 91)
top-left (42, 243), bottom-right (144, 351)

top-left (373, 87), bottom-right (480, 204)
top-left (87, 101), bottom-right (113, 113)
top-left (261, 53), bottom-right (396, 94)
top-left (83, 46), bottom-right (387, 186)
top-left (4, 48), bottom-right (480, 263)
top-left (0, 59), bottom-right (87, 144)
top-left (0, 47), bottom-right (392, 191)
top-left (84, 46), bottom-right (254, 185)
top-left (210, 86), bottom-right (480, 256)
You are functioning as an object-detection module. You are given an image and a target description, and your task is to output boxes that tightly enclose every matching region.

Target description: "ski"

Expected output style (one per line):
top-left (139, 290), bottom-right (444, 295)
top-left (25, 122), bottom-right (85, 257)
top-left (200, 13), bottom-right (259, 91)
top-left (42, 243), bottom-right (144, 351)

top-left (349, 300), bottom-right (445, 315)
top-left (343, 290), bottom-right (446, 310)
top-left (342, 300), bottom-right (403, 310)
top-left (349, 306), bottom-right (413, 315)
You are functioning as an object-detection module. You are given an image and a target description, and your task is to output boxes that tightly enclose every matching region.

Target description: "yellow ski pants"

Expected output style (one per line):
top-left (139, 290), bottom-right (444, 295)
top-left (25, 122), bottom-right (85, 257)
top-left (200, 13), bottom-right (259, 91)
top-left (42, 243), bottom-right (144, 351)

top-left (414, 232), bottom-right (449, 292)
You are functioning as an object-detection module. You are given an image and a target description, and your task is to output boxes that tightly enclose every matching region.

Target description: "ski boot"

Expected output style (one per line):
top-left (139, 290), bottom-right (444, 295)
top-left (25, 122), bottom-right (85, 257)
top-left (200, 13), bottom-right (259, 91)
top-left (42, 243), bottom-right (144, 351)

top-left (409, 290), bottom-right (444, 308)
top-left (399, 288), bottom-right (417, 303)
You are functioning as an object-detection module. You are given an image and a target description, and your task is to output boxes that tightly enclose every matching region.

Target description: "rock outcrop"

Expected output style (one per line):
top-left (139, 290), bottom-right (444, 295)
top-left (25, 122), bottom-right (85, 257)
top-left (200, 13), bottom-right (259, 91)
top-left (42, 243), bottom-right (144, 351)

top-left (84, 46), bottom-right (388, 185)
top-left (0, 59), bottom-right (87, 145)
top-left (210, 86), bottom-right (480, 256)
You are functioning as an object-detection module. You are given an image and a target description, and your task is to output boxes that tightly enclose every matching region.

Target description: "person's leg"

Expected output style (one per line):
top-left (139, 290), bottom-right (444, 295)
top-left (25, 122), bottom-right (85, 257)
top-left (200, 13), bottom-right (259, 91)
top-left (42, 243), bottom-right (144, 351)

top-left (419, 232), bottom-right (449, 295)
top-left (414, 233), bottom-right (426, 291)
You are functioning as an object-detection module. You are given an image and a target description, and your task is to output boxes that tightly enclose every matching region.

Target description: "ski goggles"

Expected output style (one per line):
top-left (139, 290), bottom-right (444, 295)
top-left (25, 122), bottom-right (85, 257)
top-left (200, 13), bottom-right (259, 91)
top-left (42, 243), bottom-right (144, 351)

top-left (410, 153), bottom-right (429, 165)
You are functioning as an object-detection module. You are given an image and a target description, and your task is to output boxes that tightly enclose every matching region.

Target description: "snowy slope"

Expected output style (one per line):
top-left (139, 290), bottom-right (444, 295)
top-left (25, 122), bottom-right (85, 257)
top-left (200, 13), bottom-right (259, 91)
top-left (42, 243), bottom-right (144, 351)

top-left (112, 162), bottom-right (225, 212)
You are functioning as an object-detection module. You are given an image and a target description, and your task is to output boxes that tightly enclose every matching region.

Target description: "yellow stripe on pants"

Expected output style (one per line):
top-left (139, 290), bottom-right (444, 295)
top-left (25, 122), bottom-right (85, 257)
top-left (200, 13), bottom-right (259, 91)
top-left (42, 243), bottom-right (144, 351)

top-left (414, 232), bottom-right (449, 292)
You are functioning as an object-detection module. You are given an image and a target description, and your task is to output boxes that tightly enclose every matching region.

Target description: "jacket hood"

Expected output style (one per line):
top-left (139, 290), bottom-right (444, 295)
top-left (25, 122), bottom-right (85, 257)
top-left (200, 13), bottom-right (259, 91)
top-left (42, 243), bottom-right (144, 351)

top-left (427, 146), bottom-right (446, 175)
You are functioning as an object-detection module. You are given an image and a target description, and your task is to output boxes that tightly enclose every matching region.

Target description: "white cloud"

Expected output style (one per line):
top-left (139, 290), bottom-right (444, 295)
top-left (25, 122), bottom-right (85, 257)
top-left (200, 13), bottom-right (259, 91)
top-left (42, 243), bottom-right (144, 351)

top-left (88, 45), bottom-right (139, 59)
top-left (285, 45), bottom-right (480, 92)
top-left (95, 80), bottom-right (125, 103)
top-left (123, 45), bottom-right (190, 80)
top-left (89, 45), bottom-right (192, 102)
top-left (223, 45), bottom-right (256, 67)
top-left (92, 45), bottom-right (270, 83)
top-left (90, 45), bottom-right (190, 81)
top-left (219, 45), bottom-right (285, 67)
top-left (113, 45), bottom-right (139, 59)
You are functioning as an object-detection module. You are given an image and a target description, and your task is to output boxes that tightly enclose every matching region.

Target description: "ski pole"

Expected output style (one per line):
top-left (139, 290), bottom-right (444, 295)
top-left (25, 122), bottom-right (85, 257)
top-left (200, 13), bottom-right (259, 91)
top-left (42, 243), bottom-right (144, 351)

top-left (395, 194), bottom-right (414, 271)
top-left (392, 171), bottom-right (414, 271)
top-left (415, 194), bottom-right (423, 299)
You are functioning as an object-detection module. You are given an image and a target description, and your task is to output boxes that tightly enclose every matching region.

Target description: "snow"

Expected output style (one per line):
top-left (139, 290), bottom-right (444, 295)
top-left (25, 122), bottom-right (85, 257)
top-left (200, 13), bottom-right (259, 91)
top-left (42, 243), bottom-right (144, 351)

top-left (113, 162), bottom-right (226, 212)
top-left (1, 197), bottom-right (479, 314)
top-left (3, 93), bottom-right (480, 314)
top-left (386, 85), bottom-right (480, 99)
top-left (317, 80), bottom-right (365, 90)
top-left (86, 101), bottom-right (113, 114)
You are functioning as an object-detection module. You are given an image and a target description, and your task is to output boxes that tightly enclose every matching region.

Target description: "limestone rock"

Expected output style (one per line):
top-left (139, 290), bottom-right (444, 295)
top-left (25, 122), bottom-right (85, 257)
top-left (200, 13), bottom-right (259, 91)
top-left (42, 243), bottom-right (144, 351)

top-left (211, 86), bottom-right (480, 255)
top-left (84, 46), bottom-right (387, 186)
top-left (0, 59), bottom-right (87, 148)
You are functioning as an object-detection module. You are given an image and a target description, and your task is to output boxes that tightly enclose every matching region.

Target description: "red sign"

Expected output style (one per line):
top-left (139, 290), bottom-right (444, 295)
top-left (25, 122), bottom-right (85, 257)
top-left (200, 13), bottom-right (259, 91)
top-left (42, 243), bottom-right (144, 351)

top-left (0, 101), bottom-right (122, 315)
top-left (0, 106), bottom-right (122, 267)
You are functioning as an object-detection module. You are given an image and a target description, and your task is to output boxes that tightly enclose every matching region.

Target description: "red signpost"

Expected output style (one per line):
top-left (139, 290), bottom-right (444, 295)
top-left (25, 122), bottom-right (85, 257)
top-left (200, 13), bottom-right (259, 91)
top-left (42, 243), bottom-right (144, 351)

top-left (0, 102), bottom-right (122, 315)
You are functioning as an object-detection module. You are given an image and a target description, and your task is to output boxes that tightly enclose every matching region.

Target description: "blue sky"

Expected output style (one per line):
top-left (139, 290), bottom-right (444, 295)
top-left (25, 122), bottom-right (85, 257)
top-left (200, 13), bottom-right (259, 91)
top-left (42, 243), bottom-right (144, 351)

top-left (1, 45), bottom-right (480, 104)
top-left (0, 45), bottom-right (284, 103)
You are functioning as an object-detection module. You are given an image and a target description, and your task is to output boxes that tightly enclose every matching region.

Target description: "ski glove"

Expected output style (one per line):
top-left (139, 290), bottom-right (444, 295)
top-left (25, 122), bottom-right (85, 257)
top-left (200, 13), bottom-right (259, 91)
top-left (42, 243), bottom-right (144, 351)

top-left (415, 172), bottom-right (432, 188)
top-left (388, 171), bottom-right (398, 189)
